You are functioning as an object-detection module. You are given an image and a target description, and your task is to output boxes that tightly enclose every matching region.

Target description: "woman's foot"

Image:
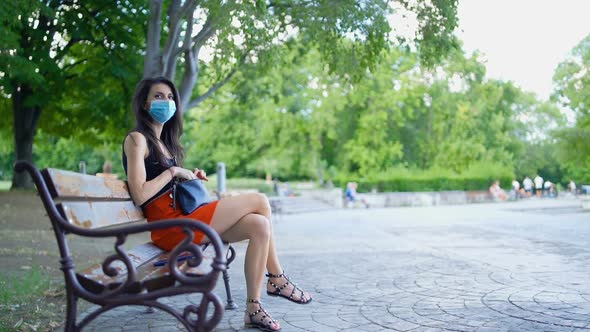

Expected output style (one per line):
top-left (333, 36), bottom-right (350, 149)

top-left (244, 299), bottom-right (281, 331)
top-left (266, 272), bottom-right (312, 304)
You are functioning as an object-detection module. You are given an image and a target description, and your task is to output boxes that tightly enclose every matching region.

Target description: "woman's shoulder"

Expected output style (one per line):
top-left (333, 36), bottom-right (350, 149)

top-left (124, 131), bottom-right (149, 157)
top-left (125, 131), bottom-right (147, 145)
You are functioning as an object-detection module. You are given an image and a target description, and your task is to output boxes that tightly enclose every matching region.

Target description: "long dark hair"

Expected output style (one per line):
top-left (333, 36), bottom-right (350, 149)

top-left (131, 77), bottom-right (185, 167)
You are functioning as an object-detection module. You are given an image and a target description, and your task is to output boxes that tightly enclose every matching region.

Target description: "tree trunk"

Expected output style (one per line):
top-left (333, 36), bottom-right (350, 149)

top-left (144, 0), bottom-right (164, 79)
top-left (144, 1), bottom-right (225, 113)
top-left (12, 84), bottom-right (41, 190)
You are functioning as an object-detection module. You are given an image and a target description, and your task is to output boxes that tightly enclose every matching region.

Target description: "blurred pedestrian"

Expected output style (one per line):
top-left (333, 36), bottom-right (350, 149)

top-left (489, 180), bottom-right (507, 202)
top-left (568, 180), bottom-right (577, 195)
top-left (345, 182), bottom-right (370, 208)
top-left (522, 176), bottom-right (533, 197)
top-left (534, 174), bottom-right (544, 198)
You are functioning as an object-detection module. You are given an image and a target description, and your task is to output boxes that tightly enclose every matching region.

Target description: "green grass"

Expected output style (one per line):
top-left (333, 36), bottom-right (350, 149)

top-left (0, 267), bottom-right (64, 331)
top-left (0, 181), bottom-right (10, 191)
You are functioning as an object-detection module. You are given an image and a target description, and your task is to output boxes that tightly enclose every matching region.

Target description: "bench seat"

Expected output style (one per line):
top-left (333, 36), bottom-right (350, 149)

top-left (76, 242), bottom-right (230, 294)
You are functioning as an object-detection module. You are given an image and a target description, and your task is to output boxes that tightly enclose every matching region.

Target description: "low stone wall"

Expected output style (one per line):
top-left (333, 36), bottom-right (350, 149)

top-left (299, 188), bottom-right (344, 208)
top-left (359, 190), bottom-right (493, 208)
top-left (295, 188), bottom-right (494, 209)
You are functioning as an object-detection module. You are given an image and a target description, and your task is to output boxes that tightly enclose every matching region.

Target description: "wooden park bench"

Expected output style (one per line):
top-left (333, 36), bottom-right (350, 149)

top-left (14, 161), bottom-right (238, 332)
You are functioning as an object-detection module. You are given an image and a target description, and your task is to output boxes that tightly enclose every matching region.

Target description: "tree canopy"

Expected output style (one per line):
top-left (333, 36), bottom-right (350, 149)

top-left (183, 40), bottom-right (565, 187)
top-left (552, 34), bottom-right (590, 183)
top-left (144, 0), bottom-right (459, 111)
top-left (2, 1), bottom-right (585, 192)
top-left (2, 0), bottom-right (460, 188)
top-left (1, 0), bottom-right (147, 187)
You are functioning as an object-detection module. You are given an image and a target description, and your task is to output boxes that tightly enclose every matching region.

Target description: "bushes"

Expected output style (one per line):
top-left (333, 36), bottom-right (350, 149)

top-left (336, 162), bottom-right (514, 193)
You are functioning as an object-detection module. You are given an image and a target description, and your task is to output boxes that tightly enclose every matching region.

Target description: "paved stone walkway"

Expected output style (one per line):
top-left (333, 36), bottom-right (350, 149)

top-left (76, 197), bottom-right (590, 331)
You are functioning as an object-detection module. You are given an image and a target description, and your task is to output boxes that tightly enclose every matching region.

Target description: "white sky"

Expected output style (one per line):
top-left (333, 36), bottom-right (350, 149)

top-left (456, 0), bottom-right (590, 101)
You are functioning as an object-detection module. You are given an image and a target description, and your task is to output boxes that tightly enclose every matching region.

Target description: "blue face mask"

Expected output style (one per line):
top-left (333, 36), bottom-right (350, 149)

top-left (149, 100), bottom-right (176, 124)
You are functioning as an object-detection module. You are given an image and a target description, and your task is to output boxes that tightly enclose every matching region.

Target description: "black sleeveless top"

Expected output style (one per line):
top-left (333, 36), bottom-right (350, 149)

top-left (122, 136), bottom-right (175, 208)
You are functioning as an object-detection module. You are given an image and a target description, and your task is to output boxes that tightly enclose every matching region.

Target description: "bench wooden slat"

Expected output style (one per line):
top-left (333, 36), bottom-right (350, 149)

top-left (77, 243), bottom-right (164, 287)
top-left (77, 242), bottom-right (228, 293)
top-left (58, 201), bottom-right (145, 229)
top-left (43, 168), bottom-right (132, 200)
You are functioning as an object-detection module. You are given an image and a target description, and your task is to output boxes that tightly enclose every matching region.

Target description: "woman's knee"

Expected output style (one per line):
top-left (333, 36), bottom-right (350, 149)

top-left (245, 192), bottom-right (271, 214)
top-left (246, 213), bottom-right (271, 240)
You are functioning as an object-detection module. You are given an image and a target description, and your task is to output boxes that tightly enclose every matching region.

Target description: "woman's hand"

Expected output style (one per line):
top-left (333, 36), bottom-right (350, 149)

top-left (168, 167), bottom-right (208, 181)
top-left (193, 168), bottom-right (208, 181)
top-left (169, 166), bottom-right (198, 180)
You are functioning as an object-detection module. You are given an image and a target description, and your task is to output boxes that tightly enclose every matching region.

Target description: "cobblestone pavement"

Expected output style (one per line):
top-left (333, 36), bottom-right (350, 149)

top-left (77, 197), bottom-right (590, 331)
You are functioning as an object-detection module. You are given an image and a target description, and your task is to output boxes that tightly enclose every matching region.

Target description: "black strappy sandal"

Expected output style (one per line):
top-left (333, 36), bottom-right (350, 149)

top-left (244, 299), bottom-right (281, 332)
top-left (266, 271), bottom-right (312, 304)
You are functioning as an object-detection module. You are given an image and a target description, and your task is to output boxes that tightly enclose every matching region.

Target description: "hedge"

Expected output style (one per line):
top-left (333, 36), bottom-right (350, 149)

top-left (335, 163), bottom-right (515, 193)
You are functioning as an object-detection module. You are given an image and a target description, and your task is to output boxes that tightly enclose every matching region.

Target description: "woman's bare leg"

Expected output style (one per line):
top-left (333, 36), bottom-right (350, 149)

top-left (206, 193), bottom-right (311, 305)
top-left (205, 193), bottom-right (280, 330)
top-left (217, 212), bottom-right (270, 300)
top-left (236, 197), bottom-right (312, 303)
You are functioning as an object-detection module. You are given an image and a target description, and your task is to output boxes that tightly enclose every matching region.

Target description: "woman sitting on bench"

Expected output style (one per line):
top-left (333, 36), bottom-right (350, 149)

top-left (122, 77), bottom-right (312, 332)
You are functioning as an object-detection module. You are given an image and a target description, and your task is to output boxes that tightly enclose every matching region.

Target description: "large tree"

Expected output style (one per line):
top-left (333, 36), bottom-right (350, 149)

top-left (552, 34), bottom-right (590, 182)
top-left (144, 0), bottom-right (459, 113)
top-left (1, 0), bottom-right (147, 188)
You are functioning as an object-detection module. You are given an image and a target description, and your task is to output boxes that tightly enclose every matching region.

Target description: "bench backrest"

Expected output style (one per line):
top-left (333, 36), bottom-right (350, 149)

top-left (42, 168), bottom-right (145, 229)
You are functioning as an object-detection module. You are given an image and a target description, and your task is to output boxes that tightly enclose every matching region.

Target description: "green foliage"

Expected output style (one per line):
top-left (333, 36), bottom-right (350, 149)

top-left (0, 127), bottom-right (13, 180)
top-left (192, 0), bottom-right (457, 89)
top-left (553, 34), bottom-right (590, 117)
top-left (34, 2), bottom-right (146, 144)
top-left (180, 39), bottom-right (566, 190)
top-left (33, 131), bottom-right (125, 177)
top-left (553, 120), bottom-right (590, 183)
top-left (4, 0), bottom-right (463, 189)
top-left (3, 2), bottom-right (573, 192)
top-left (1, 0), bottom-right (145, 109)
top-left (552, 34), bottom-right (590, 183)
top-left (335, 162), bottom-right (514, 192)
top-left (404, 0), bottom-right (461, 67)
top-left (185, 45), bottom-right (333, 180)
top-left (2, 0), bottom-right (147, 188)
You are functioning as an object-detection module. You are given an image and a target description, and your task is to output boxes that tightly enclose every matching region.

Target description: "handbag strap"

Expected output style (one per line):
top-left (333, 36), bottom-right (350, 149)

top-left (170, 177), bottom-right (178, 210)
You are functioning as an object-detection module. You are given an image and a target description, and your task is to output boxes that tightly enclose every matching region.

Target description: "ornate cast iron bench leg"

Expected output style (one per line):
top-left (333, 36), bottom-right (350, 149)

top-left (223, 245), bottom-right (238, 309)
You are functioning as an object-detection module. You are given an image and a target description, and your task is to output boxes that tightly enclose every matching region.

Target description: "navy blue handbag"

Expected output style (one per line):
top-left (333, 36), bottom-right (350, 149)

top-left (171, 178), bottom-right (212, 215)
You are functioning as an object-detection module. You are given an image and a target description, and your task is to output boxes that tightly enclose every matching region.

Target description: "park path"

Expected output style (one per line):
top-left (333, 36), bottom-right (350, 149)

top-left (71, 197), bottom-right (590, 331)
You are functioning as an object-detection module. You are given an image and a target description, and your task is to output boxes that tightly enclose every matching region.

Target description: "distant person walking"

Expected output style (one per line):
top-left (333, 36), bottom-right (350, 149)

top-left (544, 180), bottom-right (552, 197)
top-left (534, 174), bottom-right (544, 198)
top-left (522, 176), bottom-right (533, 197)
top-left (568, 180), bottom-right (577, 195)
top-left (511, 179), bottom-right (521, 199)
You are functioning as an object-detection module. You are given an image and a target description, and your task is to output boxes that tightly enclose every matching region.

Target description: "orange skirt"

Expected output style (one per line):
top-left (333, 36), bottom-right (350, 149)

top-left (142, 189), bottom-right (219, 251)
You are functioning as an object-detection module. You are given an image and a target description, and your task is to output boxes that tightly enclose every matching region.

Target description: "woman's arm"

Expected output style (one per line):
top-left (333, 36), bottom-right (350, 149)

top-left (124, 132), bottom-right (204, 206)
top-left (124, 132), bottom-right (175, 206)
